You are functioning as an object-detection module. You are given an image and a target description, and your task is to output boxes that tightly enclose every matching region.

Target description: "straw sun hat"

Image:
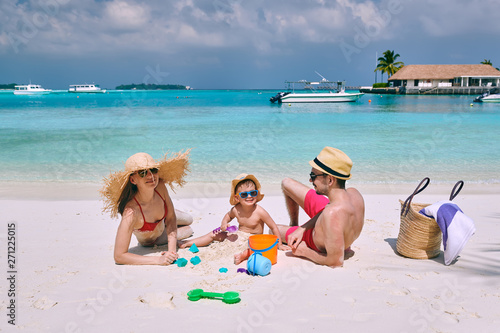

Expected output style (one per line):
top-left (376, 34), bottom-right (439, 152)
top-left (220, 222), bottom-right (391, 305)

top-left (229, 173), bottom-right (264, 205)
top-left (100, 150), bottom-right (191, 218)
top-left (309, 147), bottom-right (352, 180)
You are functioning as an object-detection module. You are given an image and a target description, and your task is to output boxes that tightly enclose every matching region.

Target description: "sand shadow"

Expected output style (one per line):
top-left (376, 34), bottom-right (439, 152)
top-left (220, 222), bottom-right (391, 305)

top-left (385, 237), bottom-right (398, 255)
top-left (128, 244), bottom-right (169, 256)
top-left (225, 233), bottom-right (239, 242)
top-left (344, 248), bottom-right (355, 261)
top-left (385, 237), bottom-right (448, 264)
top-left (211, 231), bottom-right (239, 243)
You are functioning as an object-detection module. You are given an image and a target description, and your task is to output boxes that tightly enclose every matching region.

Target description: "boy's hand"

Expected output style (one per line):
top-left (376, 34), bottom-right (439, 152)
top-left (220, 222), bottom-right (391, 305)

top-left (220, 221), bottom-right (228, 232)
top-left (278, 244), bottom-right (291, 251)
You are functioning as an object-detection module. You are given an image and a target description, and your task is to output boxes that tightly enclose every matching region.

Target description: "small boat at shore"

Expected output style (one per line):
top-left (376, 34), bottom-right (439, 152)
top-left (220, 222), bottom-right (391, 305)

top-left (270, 74), bottom-right (363, 104)
top-left (479, 94), bottom-right (500, 103)
top-left (473, 89), bottom-right (500, 103)
top-left (68, 84), bottom-right (106, 93)
top-left (13, 84), bottom-right (52, 95)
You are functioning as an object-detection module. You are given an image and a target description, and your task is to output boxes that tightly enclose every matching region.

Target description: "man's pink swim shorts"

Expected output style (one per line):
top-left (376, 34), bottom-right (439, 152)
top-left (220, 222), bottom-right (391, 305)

top-left (304, 189), bottom-right (329, 218)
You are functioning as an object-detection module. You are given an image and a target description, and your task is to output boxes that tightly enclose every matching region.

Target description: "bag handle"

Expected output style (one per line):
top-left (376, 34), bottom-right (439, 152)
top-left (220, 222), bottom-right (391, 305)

top-left (401, 177), bottom-right (430, 217)
top-left (449, 180), bottom-right (464, 201)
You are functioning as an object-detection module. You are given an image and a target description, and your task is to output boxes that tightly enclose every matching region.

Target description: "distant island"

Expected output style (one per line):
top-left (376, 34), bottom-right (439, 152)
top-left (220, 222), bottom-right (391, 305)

top-left (115, 83), bottom-right (190, 90)
top-left (0, 83), bottom-right (17, 90)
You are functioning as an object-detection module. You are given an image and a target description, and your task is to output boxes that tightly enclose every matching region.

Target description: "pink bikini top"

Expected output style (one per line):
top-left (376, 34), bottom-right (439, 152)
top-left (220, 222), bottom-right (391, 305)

top-left (133, 189), bottom-right (167, 232)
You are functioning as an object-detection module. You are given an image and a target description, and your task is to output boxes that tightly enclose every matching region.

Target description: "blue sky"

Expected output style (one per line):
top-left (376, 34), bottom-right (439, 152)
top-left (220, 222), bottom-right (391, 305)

top-left (1, 0), bottom-right (499, 89)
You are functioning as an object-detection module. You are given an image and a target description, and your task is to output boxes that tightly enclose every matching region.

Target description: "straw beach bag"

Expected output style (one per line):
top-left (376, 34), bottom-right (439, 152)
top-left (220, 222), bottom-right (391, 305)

top-left (397, 178), bottom-right (441, 259)
top-left (396, 178), bottom-right (465, 259)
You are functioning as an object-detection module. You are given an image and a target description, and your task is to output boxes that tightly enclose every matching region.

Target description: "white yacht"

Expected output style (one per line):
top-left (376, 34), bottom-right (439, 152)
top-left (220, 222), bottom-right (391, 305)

top-left (481, 94), bottom-right (500, 103)
top-left (270, 73), bottom-right (363, 103)
top-left (68, 84), bottom-right (106, 93)
top-left (13, 84), bottom-right (52, 95)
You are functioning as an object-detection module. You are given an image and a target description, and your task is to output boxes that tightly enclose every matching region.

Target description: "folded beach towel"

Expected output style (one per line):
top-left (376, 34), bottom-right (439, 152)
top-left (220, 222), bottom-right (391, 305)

top-left (420, 201), bottom-right (475, 265)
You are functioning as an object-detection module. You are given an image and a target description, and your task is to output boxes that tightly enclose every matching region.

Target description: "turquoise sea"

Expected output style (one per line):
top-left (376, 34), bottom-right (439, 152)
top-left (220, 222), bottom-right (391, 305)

top-left (1, 90), bottom-right (499, 187)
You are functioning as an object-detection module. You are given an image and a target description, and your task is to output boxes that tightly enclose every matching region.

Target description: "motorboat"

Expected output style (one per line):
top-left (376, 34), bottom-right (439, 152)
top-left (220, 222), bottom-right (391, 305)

top-left (480, 94), bottom-right (500, 103)
top-left (270, 73), bottom-right (363, 104)
top-left (68, 84), bottom-right (106, 93)
top-left (473, 89), bottom-right (500, 103)
top-left (275, 88), bottom-right (364, 103)
top-left (13, 84), bottom-right (52, 95)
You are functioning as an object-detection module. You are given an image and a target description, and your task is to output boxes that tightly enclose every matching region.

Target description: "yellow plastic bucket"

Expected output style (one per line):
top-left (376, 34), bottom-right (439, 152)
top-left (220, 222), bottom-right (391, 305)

top-left (248, 234), bottom-right (278, 265)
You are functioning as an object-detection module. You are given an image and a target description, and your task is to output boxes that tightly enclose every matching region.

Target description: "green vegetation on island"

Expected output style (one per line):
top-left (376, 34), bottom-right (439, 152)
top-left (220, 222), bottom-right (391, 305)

top-left (372, 83), bottom-right (390, 88)
top-left (0, 83), bottom-right (17, 90)
top-left (115, 83), bottom-right (188, 90)
top-left (481, 59), bottom-right (499, 71)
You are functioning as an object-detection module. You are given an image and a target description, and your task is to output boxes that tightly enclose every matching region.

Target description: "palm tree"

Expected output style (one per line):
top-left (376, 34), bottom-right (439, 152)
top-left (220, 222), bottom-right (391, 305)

top-left (480, 59), bottom-right (499, 71)
top-left (375, 50), bottom-right (405, 82)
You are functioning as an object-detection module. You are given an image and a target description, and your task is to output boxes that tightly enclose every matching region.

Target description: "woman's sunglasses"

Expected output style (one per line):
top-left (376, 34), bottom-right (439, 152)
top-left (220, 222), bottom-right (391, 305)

top-left (238, 190), bottom-right (259, 199)
top-left (136, 168), bottom-right (159, 178)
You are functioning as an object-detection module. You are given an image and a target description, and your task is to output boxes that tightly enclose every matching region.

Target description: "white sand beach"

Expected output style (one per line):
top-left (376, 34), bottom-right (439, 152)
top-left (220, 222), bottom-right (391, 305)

top-left (1, 183), bottom-right (499, 332)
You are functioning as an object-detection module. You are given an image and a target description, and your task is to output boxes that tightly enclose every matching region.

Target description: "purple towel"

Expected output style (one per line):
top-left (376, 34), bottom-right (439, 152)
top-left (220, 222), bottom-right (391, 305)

top-left (420, 200), bottom-right (475, 265)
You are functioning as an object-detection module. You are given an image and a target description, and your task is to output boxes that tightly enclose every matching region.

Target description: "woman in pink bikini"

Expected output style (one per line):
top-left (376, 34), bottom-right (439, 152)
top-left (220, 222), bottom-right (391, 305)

top-left (100, 150), bottom-right (193, 265)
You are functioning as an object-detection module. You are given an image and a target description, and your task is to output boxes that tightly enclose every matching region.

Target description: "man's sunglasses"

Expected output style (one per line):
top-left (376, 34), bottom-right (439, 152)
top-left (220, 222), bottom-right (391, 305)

top-left (238, 190), bottom-right (259, 199)
top-left (136, 168), bottom-right (159, 178)
top-left (309, 172), bottom-right (328, 181)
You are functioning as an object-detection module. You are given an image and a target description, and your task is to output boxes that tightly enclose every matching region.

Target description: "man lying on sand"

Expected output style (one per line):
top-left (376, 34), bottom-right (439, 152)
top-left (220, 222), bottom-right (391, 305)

top-left (277, 147), bottom-right (365, 268)
top-left (180, 174), bottom-right (288, 263)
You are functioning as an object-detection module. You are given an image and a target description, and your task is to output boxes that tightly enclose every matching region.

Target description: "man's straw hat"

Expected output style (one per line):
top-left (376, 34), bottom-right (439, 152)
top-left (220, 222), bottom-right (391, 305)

top-left (229, 173), bottom-right (264, 205)
top-left (100, 150), bottom-right (191, 218)
top-left (309, 147), bottom-right (352, 180)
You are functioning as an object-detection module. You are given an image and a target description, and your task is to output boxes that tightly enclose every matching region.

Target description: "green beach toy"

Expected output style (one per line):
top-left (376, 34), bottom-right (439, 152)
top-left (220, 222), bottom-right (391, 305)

top-left (219, 267), bottom-right (228, 273)
top-left (187, 289), bottom-right (240, 304)
top-left (190, 256), bottom-right (201, 265)
top-left (189, 244), bottom-right (199, 253)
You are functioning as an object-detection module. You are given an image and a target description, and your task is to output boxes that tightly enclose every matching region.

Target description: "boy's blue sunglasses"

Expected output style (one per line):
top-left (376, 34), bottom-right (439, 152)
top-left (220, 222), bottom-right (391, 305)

top-left (238, 190), bottom-right (259, 199)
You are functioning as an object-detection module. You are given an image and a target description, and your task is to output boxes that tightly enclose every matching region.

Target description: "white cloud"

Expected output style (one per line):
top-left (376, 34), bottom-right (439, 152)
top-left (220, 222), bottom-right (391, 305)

top-left (2, 0), bottom-right (500, 56)
top-left (104, 1), bottom-right (150, 31)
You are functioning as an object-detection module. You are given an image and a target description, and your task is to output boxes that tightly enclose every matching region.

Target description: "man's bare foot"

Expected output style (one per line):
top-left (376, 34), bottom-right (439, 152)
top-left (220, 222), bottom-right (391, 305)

top-left (234, 248), bottom-right (252, 265)
top-left (177, 226), bottom-right (193, 240)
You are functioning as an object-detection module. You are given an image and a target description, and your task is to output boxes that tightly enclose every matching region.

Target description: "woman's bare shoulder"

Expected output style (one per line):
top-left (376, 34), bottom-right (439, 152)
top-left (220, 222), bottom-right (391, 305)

top-left (155, 179), bottom-right (170, 197)
top-left (121, 202), bottom-right (141, 228)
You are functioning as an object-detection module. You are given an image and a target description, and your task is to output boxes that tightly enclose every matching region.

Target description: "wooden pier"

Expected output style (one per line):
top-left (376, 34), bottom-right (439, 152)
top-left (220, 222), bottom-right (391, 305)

top-left (359, 86), bottom-right (499, 95)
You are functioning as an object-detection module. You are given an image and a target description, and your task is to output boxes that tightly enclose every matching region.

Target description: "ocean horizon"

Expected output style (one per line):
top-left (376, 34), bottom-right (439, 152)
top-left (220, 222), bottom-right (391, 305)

top-left (1, 90), bottom-right (499, 189)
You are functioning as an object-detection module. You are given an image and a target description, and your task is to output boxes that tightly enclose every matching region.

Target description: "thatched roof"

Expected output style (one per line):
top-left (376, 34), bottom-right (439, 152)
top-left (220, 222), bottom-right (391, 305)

top-left (388, 64), bottom-right (500, 81)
